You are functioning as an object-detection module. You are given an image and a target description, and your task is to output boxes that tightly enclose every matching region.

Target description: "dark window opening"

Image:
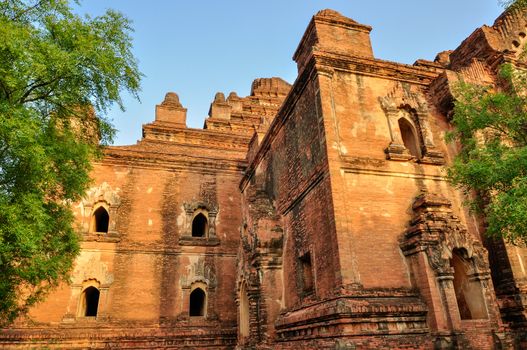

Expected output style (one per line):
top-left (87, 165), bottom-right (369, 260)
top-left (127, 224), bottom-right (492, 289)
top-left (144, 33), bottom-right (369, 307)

top-left (192, 213), bottom-right (208, 237)
top-left (92, 207), bottom-right (109, 233)
top-left (300, 252), bottom-right (314, 294)
top-left (450, 248), bottom-right (488, 320)
top-left (398, 118), bottom-right (420, 159)
top-left (84, 287), bottom-right (100, 317)
top-left (189, 288), bottom-right (206, 316)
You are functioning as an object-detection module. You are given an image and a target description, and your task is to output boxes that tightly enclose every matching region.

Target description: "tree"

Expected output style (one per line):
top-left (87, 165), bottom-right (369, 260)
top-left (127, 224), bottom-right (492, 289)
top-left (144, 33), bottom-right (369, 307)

top-left (447, 1), bottom-right (526, 243)
top-left (0, 0), bottom-right (141, 325)
top-left (500, 0), bottom-right (527, 9)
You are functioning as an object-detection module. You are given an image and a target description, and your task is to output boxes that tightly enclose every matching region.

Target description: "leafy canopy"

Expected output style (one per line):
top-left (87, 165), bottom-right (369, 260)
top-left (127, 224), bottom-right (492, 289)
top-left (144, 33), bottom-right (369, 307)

top-left (0, 0), bottom-right (141, 325)
top-left (500, 0), bottom-right (527, 9)
top-left (448, 70), bottom-right (527, 242)
top-left (447, 0), bottom-right (527, 243)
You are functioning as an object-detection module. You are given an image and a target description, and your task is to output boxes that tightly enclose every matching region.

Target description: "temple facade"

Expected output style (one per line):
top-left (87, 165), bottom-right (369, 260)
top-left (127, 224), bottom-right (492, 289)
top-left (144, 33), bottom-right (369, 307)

top-left (1, 7), bottom-right (527, 350)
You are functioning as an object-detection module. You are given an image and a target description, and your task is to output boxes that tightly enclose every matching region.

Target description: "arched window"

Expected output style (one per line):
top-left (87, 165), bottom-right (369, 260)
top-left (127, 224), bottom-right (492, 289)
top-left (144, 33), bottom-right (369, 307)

top-left (450, 248), bottom-right (488, 320)
top-left (189, 288), bottom-right (206, 316)
top-left (398, 118), bottom-right (420, 159)
top-left (90, 206), bottom-right (109, 233)
top-left (239, 283), bottom-right (250, 338)
top-left (81, 286), bottom-right (100, 317)
top-left (192, 213), bottom-right (208, 237)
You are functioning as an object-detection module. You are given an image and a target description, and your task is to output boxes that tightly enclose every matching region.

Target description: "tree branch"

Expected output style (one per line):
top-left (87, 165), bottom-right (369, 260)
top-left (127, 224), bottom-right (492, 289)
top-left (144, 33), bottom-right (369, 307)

top-left (11, 0), bottom-right (46, 21)
top-left (18, 76), bottom-right (62, 104)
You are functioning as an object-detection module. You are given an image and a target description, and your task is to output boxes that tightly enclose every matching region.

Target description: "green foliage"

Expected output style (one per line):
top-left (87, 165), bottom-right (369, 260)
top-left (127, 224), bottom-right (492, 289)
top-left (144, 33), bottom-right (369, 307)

top-left (447, 65), bottom-right (527, 243)
top-left (0, 0), bottom-right (141, 325)
top-left (500, 0), bottom-right (527, 9)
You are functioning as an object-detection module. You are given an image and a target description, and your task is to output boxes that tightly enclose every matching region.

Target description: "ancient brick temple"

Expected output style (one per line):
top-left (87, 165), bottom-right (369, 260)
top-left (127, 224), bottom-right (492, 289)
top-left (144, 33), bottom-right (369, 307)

top-left (2, 7), bottom-right (527, 350)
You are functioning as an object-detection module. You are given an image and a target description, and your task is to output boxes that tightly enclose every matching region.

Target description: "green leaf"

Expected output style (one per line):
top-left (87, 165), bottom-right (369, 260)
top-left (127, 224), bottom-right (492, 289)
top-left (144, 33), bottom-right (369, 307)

top-left (0, 0), bottom-right (141, 325)
top-left (447, 62), bottom-right (527, 244)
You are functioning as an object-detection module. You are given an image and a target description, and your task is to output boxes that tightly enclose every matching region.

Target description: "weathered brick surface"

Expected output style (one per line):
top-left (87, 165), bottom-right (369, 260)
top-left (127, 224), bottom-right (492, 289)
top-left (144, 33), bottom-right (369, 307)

top-left (0, 79), bottom-right (290, 349)
top-left (238, 7), bottom-right (527, 350)
top-left (2, 7), bottom-right (527, 350)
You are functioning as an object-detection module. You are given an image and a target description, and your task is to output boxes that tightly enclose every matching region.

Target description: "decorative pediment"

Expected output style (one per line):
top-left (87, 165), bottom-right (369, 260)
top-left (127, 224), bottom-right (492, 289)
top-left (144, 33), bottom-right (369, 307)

top-left (380, 83), bottom-right (445, 164)
top-left (179, 200), bottom-right (219, 245)
top-left (183, 201), bottom-right (218, 215)
top-left (180, 258), bottom-right (217, 289)
top-left (82, 182), bottom-right (121, 207)
top-left (400, 193), bottom-right (489, 276)
top-left (71, 253), bottom-right (114, 287)
top-left (78, 182), bottom-right (121, 238)
top-left (379, 82), bottom-right (428, 114)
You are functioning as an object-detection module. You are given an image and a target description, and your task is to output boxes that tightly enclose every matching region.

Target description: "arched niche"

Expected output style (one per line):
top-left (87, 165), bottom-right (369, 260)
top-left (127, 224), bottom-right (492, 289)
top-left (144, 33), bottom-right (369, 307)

top-left (192, 212), bottom-right (208, 237)
top-left (398, 117), bottom-right (421, 159)
top-left (90, 205), bottom-right (110, 234)
top-left (81, 182), bottom-right (120, 239)
top-left (189, 287), bottom-right (207, 317)
top-left (400, 193), bottom-right (494, 332)
top-left (82, 286), bottom-right (100, 317)
top-left (76, 280), bottom-right (102, 318)
top-left (380, 83), bottom-right (444, 164)
top-left (450, 248), bottom-right (488, 320)
top-left (180, 202), bottom-right (220, 246)
top-left (61, 256), bottom-right (114, 323)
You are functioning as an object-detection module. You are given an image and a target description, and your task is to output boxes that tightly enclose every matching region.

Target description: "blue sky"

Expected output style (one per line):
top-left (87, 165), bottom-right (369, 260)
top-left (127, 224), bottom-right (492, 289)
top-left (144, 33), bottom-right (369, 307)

top-left (76, 1), bottom-right (504, 145)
